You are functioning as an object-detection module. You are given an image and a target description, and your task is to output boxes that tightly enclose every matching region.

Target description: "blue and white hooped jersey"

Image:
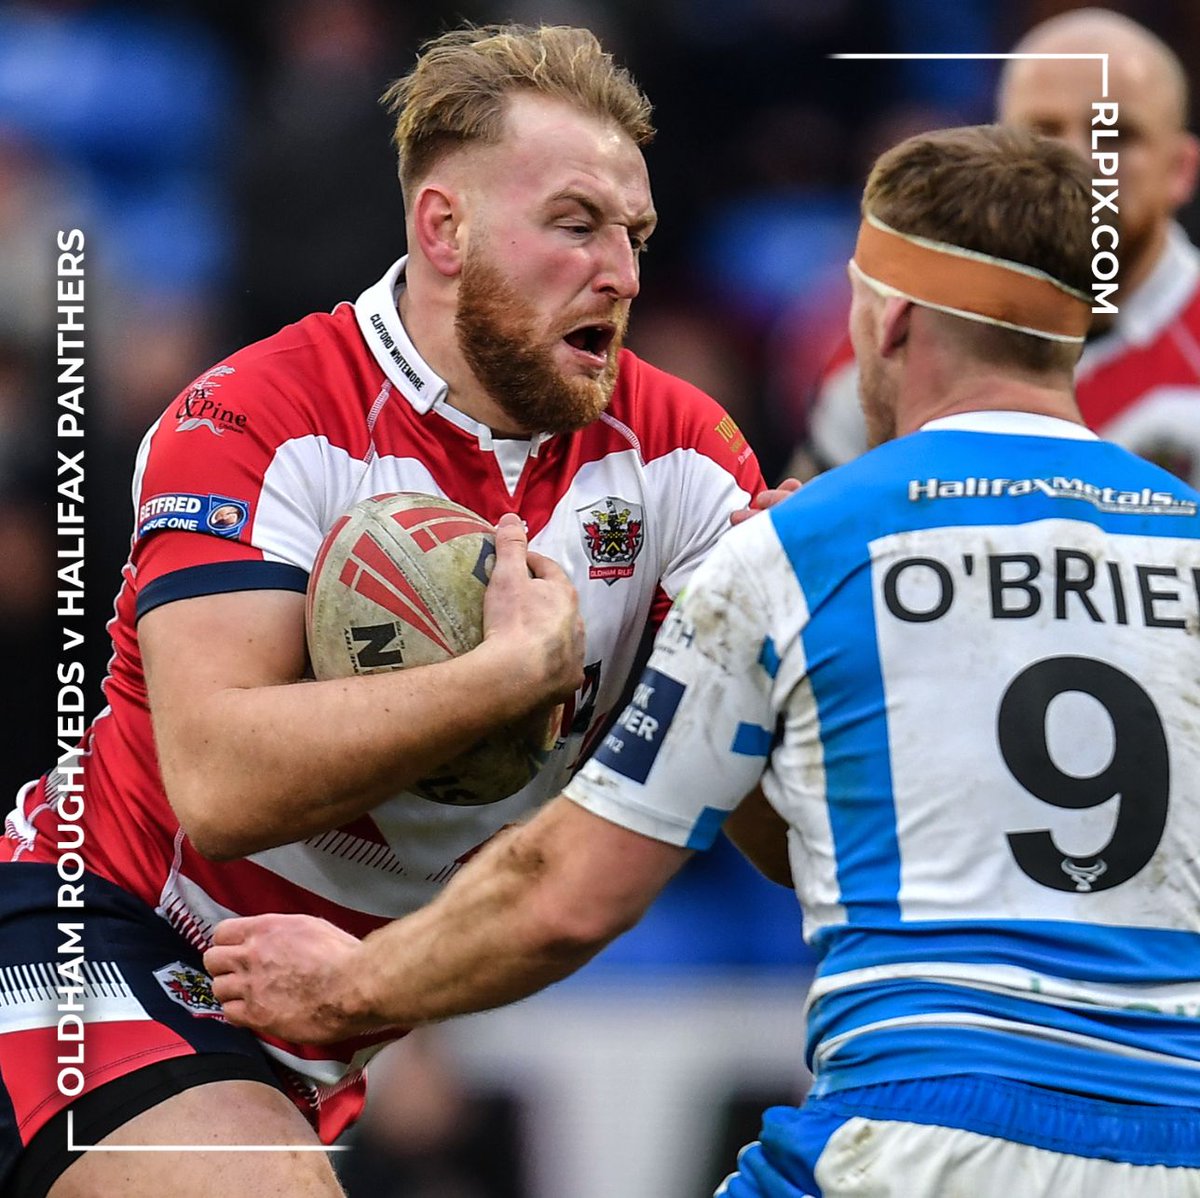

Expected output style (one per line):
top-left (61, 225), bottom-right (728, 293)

top-left (566, 410), bottom-right (1200, 1105)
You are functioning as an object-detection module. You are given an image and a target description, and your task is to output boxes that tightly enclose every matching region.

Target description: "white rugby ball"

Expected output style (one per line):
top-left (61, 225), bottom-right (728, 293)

top-left (306, 492), bottom-right (557, 805)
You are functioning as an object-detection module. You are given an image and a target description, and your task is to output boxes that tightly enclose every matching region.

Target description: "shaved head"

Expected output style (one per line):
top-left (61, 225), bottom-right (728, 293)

top-left (1000, 8), bottom-right (1188, 131)
top-left (997, 8), bottom-right (1198, 295)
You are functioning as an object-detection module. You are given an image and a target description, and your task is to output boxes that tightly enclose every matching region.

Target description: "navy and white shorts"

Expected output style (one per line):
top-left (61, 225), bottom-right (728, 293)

top-left (0, 863), bottom-right (283, 1198)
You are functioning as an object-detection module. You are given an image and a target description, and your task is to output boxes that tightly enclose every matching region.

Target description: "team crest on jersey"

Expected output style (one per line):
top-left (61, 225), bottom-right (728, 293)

top-left (153, 962), bottom-right (226, 1019)
top-left (579, 497), bottom-right (644, 584)
top-left (175, 365), bottom-right (247, 436)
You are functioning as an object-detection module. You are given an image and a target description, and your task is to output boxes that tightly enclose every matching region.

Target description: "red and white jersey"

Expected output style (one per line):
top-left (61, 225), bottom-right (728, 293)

top-left (1074, 224), bottom-right (1200, 481)
top-left (804, 225), bottom-right (1200, 487)
top-left (3, 258), bottom-right (764, 1129)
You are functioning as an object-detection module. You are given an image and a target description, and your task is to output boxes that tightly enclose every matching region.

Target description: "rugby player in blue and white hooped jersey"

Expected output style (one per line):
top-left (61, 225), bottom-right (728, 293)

top-left (207, 124), bottom-right (1200, 1196)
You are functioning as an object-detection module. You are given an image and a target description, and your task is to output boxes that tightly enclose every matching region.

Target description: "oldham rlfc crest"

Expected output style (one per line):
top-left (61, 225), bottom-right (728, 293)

top-left (579, 497), bottom-right (644, 584)
top-left (153, 961), bottom-right (226, 1019)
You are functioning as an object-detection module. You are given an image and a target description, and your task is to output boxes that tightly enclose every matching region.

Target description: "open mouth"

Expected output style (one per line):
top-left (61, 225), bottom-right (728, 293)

top-left (562, 323), bottom-right (616, 366)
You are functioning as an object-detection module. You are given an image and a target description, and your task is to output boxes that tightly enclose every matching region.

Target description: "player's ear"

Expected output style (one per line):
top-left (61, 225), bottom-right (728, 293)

top-left (879, 296), bottom-right (912, 357)
top-left (1169, 130), bottom-right (1200, 210)
top-left (410, 184), bottom-right (465, 277)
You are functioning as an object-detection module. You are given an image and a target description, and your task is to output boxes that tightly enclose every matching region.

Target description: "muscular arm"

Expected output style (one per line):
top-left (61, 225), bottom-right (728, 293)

top-left (722, 785), bottom-right (793, 887)
top-left (143, 515), bottom-right (583, 860)
top-left (206, 798), bottom-right (689, 1041)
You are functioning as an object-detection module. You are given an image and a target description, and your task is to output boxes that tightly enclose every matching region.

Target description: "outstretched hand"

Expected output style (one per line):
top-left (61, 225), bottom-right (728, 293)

top-left (730, 478), bottom-right (803, 526)
top-left (484, 513), bottom-right (585, 702)
top-left (204, 914), bottom-right (375, 1044)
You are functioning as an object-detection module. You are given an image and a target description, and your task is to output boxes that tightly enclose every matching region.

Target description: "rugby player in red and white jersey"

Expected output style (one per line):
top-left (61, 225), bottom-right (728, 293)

top-left (0, 25), bottom-right (768, 1198)
top-left (795, 10), bottom-right (1200, 486)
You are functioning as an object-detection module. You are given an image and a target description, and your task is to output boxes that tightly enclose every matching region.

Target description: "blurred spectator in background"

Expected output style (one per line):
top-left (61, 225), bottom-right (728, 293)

top-left (792, 7), bottom-right (1200, 487)
top-left (234, 0), bottom-right (412, 342)
top-left (0, 0), bottom-right (238, 709)
top-left (1004, 9), bottom-right (1200, 479)
top-left (338, 1030), bottom-right (526, 1198)
top-left (0, 2), bottom-right (234, 299)
top-left (0, 335), bottom-right (55, 790)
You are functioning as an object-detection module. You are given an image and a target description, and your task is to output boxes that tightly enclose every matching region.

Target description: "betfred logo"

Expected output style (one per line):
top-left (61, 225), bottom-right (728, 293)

top-left (140, 494), bottom-right (203, 521)
top-left (578, 497), bottom-right (644, 585)
top-left (138, 493), bottom-right (249, 538)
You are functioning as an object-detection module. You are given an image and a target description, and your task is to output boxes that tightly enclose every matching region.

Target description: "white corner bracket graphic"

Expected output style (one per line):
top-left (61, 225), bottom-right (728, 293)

top-left (832, 51), bottom-right (1119, 318)
top-left (65, 1109), bottom-right (352, 1153)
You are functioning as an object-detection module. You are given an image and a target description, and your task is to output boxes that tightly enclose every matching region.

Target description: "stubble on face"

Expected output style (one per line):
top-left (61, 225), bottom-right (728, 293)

top-left (859, 355), bottom-right (897, 449)
top-left (455, 245), bottom-right (627, 436)
top-left (850, 279), bottom-right (897, 449)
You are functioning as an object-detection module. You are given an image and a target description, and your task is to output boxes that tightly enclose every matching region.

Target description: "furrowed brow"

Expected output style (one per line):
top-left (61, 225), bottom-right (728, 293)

top-left (548, 190), bottom-right (605, 222)
top-left (630, 212), bottom-right (658, 240)
top-left (550, 189), bottom-right (656, 235)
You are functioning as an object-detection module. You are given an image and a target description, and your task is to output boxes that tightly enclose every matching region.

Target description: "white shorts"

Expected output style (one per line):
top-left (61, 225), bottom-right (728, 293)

top-left (717, 1075), bottom-right (1200, 1197)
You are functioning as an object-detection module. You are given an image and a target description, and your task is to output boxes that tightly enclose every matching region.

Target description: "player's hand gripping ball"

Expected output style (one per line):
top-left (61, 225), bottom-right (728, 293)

top-left (306, 493), bottom-right (558, 805)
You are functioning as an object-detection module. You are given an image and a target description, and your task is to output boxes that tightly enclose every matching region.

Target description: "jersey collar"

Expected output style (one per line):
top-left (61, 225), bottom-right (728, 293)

top-left (1080, 223), bottom-right (1200, 364)
top-left (1114, 222), bottom-right (1200, 346)
top-left (355, 256), bottom-right (449, 414)
top-left (354, 257), bottom-right (556, 455)
top-left (920, 411), bottom-right (1099, 439)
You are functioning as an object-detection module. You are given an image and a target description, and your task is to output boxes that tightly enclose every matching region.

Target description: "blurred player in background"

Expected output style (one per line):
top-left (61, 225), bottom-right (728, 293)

top-left (799, 8), bottom-right (1200, 486)
top-left (209, 124), bottom-right (1200, 1197)
top-left (0, 24), bottom-right (768, 1198)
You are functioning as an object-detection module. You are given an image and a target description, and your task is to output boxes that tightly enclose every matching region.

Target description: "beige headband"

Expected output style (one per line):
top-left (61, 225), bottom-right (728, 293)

top-left (852, 212), bottom-right (1092, 343)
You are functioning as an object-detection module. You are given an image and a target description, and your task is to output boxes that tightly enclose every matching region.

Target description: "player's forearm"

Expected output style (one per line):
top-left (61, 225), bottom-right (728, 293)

top-left (160, 642), bottom-right (553, 859)
top-left (206, 801), bottom-right (686, 1042)
top-left (335, 823), bottom-right (619, 1030)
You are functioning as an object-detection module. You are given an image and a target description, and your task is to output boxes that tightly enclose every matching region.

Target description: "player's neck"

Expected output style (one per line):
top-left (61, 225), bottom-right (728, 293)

top-left (895, 363), bottom-right (1084, 436)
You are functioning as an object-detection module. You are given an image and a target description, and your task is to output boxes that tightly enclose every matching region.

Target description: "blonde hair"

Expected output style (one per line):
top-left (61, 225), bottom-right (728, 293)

top-left (382, 24), bottom-right (654, 202)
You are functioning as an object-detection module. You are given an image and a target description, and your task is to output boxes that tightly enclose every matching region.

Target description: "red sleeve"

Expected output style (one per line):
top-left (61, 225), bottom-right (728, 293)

top-left (129, 348), bottom-right (325, 619)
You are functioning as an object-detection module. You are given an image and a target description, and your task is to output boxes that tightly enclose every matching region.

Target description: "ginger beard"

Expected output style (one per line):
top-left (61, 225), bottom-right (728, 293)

top-left (849, 277), bottom-right (898, 450)
top-left (455, 246), bottom-right (627, 435)
top-left (858, 352), bottom-right (898, 450)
